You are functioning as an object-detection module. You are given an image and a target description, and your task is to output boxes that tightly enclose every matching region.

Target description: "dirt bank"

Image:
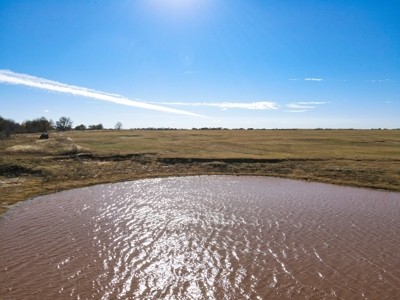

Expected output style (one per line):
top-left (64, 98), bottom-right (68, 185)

top-left (2, 153), bottom-right (399, 217)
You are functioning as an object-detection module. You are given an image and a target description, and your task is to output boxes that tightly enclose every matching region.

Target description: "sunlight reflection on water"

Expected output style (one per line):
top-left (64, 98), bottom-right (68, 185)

top-left (1, 176), bottom-right (400, 299)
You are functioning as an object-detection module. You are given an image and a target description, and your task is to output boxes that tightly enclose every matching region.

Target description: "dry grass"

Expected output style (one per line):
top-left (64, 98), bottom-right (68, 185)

top-left (1, 129), bottom-right (399, 217)
top-left (3, 134), bottom-right (89, 155)
top-left (67, 129), bottom-right (400, 159)
top-left (5, 141), bottom-right (87, 155)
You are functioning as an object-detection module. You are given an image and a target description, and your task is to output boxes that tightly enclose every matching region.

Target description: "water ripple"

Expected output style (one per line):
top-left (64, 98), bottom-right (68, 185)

top-left (1, 176), bottom-right (400, 299)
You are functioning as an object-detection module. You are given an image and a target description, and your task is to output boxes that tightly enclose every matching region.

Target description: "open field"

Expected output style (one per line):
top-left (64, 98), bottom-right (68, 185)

top-left (1, 129), bottom-right (400, 216)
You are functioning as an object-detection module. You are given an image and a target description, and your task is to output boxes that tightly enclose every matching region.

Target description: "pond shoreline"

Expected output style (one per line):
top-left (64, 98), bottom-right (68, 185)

top-left (2, 129), bottom-right (400, 217)
top-left (2, 153), bottom-right (400, 218)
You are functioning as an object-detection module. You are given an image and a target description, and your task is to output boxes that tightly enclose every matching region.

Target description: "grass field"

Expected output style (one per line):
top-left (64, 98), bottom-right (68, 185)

top-left (1, 129), bottom-right (400, 216)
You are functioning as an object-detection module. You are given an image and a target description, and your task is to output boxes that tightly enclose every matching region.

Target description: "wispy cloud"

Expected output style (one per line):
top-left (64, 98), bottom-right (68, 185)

top-left (297, 102), bottom-right (329, 105)
top-left (0, 70), bottom-right (205, 118)
top-left (285, 101), bottom-right (328, 113)
top-left (151, 101), bottom-right (278, 110)
top-left (286, 104), bottom-right (315, 109)
top-left (370, 79), bottom-right (391, 83)
top-left (44, 109), bottom-right (49, 113)
top-left (284, 110), bottom-right (307, 113)
top-left (305, 78), bottom-right (323, 81)
top-left (290, 78), bottom-right (323, 82)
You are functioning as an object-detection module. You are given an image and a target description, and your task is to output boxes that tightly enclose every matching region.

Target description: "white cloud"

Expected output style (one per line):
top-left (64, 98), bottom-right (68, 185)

top-left (0, 69), bottom-right (206, 118)
top-left (211, 102), bottom-right (278, 110)
top-left (305, 78), bottom-right (323, 81)
top-left (284, 110), bottom-right (307, 113)
top-left (44, 109), bottom-right (49, 113)
top-left (285, 101), bottom-right (328, 112)
top-left (370, 79), bottom-right (391, 83)
top-left (286, 104), bottom-right (315, 109)
top-left (297, 102), bottom-right (329, 105)
top-left (152, 101), bottom-right (278, 110)
top-left (289, 79), bottom-right (298, 81)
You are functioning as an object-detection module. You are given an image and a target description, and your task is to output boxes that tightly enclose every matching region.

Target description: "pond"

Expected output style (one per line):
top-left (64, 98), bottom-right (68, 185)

top-left (1, 176), bottom-right (400, 299)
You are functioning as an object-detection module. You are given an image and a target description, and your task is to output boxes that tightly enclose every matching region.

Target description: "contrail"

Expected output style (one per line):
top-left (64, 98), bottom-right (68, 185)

top-left (0, 70), bottom-right (206, 118)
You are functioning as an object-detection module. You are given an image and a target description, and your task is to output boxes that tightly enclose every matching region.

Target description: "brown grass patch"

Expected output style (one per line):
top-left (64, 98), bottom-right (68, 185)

top-left (4, 135), bottom-right (89, 155)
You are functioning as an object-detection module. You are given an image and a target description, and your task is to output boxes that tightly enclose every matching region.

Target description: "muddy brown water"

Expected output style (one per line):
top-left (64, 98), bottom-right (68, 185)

top-left (1, 176), bottom-right (400, 299)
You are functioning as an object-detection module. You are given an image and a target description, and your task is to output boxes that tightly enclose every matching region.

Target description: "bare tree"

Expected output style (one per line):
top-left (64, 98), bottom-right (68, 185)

top-left (114, 122), bottom-right (123, 130)
top-left (56, 116), bottom-right (73, 131)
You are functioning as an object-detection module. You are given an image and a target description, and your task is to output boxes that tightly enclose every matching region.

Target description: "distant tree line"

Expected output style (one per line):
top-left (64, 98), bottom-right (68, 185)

top-left (130, 127), bottom-right (400, 131)
top-left (0, 116), bottom-right (22, 139)
top-left (75, 122), bottom-right (123, 131)
top-left (0, 116), bottom-right (58, 139)
top-left (1, 115), bottom-right (399, 140)
top-left (22, 117), bottom-right (54, 133)
top-left (74, 123), bottom-right (104, 130)
top-left (88, 124), bottom-right (104, 130)
top-left (0, 116), bottom-right (56, 139)
top-left (1, 116), bottom-right (126, 139)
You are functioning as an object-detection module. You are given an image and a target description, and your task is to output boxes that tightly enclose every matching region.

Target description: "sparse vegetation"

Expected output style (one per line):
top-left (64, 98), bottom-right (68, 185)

top-left (1, 129), bottom-right (400, 217)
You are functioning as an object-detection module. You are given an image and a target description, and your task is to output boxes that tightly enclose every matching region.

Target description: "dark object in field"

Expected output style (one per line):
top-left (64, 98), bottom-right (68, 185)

top-left (39, 132), bottom-right (49, 139)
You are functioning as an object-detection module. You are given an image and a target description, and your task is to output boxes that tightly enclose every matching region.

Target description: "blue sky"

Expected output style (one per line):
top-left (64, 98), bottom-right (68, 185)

top-left (0, 0), bottom-right (399, 129)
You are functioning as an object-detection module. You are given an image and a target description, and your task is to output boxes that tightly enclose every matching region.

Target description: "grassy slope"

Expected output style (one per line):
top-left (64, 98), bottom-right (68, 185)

top-left (1, 129), bottom-right (400, 216)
